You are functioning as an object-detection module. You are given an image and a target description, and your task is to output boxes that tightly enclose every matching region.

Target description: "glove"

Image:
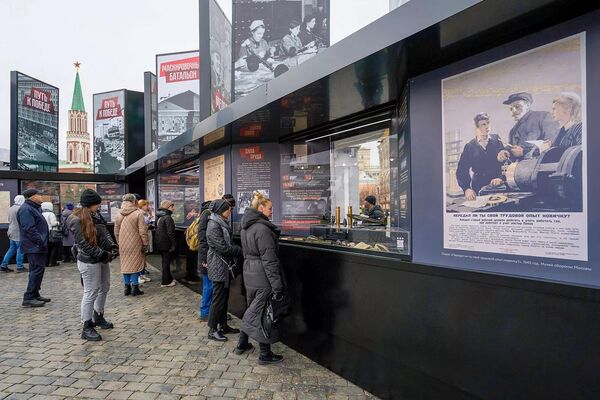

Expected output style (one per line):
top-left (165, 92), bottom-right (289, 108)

top-left (141, 245), bottom-right (148, 254)
top-left (99, 250), bottom-right (112, 264)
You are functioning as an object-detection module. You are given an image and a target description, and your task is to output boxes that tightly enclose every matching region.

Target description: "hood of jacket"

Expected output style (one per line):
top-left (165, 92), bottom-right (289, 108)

top-left (156, 208), bottom-right (172, 218)
top-left (200, 200), bottom-right (212, 212)
top-left (241, 207), bottom-right (280, 235)
top-left (41, 202), bottom-right (54, 212)
top-left (120, 200), bottom-right (138, 216)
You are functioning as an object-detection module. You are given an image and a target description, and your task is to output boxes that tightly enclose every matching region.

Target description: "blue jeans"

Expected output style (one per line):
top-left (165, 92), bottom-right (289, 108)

top-left (1, 240), bottom-right (24, 270)
top-left (123, 273), bottom-right (139, 285)
top-left (199, 274), bottom-right (213, 318)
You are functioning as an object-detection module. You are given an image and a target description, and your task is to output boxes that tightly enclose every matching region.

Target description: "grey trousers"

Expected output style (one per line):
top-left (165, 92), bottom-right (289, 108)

top-left (78, 261), bottom-right (111, 322)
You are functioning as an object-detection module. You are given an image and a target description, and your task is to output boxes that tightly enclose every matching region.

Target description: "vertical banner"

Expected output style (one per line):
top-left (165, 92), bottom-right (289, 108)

top-left (156, 51), bottom-right (200, 148)
top-left (144, 72), bottom-right (158, 154)
top-left (11, 72), bottom-right (59, 172)
top-left (232, 0), bottom-right (330, 99)
top-left (209, 0), bottom-right (232, 113)
top-left (93, 90), bottom-right (126, 174)
top-left (146, 178), bottom-right (157, 222)
top-left (410, 15), bottom-right (600, 288)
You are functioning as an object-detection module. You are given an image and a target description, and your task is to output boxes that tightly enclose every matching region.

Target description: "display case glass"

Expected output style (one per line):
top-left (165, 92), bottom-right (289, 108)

top-left (157, 160), bottom-right (201, 227)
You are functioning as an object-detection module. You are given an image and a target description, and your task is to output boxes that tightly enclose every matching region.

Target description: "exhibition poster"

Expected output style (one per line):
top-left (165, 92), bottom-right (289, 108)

top-left (233, 0), bottom-right (330, 99)
top-left (93, 90), bottom-right (126, 174)
top-left (209, 0), bottom-right (232, 113)
top-left (13, 72), bottom-right (59, 172)
top-left (146, 178), bottom-right (156, 221)
top-left (0, 179), bottom-right (18, 225)
top-left (442, 34), bottom-right (586, 262)
top-left (204, 154), bottom-right (225, 201)
top-left (156, 51), bottom-right (200, 148)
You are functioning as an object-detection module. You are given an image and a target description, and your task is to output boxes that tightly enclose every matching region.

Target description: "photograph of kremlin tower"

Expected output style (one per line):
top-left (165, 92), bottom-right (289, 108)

top-left (59, 63), bottom-right (92, 173)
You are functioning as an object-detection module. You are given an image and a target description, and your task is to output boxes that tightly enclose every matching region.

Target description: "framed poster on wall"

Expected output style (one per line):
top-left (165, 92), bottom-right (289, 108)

top-left (93, 90), bottom-right (126, 174)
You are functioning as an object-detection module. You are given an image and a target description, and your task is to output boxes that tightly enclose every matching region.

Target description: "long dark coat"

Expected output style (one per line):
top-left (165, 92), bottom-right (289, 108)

top-left (240, 208), bottom-right (284, 344)
top-left (206, 214), bottom-right (242, 284)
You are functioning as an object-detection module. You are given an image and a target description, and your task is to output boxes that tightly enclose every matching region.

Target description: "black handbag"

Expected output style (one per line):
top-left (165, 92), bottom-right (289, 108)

top-left (260, 292), bottom-right (290, 339)
top-left (49, 227), bottom-right (63, 243)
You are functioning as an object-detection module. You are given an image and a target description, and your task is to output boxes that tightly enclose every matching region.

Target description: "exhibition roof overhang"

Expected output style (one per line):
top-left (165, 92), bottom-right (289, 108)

top-left (123, 0), bottom-right (597, 176)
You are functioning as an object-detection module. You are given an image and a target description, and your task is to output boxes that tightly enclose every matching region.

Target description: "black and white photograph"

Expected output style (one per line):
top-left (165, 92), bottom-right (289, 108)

top-left (233, 0), bottom-right (330, 99)
top-left (237, 189), bottom-right (269, 214)
top-left (13, 72), bottom-right (59, 172)
top-left (93, 90), bottom-right (125, 174)
top-left (210, 0), bottom-right (232, 113)
top-left (156, 51), bottom-right (200, 147)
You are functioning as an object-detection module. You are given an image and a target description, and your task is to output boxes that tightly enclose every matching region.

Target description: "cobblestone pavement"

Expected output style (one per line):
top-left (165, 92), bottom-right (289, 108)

top-left (0, 261), bottom-right (377, 400)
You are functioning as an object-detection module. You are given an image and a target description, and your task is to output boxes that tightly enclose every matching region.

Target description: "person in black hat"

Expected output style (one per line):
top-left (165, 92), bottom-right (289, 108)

top-left (456, 112), bottom-right (506, 200)
top-left (498, 92), bottom-right (559, 162)
top-left (17, 189), bottom-right (50, 307)
top-left (206, 198), bottom-right (242, 341)
top-left (363, 195), bottom-right (385, 221)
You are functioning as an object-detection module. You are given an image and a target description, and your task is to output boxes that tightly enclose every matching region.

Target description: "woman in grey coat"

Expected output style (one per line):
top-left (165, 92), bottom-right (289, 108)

top-left (206, 199), bottom-right (243, 341)
top-left (235, 192), bottom-right (285, 364)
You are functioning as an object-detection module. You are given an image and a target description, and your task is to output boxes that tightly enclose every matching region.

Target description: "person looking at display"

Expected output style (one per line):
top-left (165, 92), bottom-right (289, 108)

top-left (69, 189), bottom-right (117, 341)
top-left (138, 200), bottom-right (153, 284)
top-left (456, 112), bottom-right (506, 200)
top-left (42, 202), bottom-right (61, 267)
top-left (236, 191), bottom-right (286, 364)
top-left (206, 199), bottom-right (242, 342)
top-left (61, 203), bottom-right (76, 263)
top-left (1, 195), bottom-right (26, 273)
top-left (18, 189), bottom-right (50, 308)
top-left (154, 200), bottom-right (178, 288)
top-left (115, 194), bottom-right (149, 296)
top-left (363, 195), bottom-right (385, 221)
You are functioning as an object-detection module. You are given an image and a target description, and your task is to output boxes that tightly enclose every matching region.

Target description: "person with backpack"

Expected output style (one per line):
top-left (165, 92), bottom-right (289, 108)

top-left (61, 203), bottom-right (76, 263)
top-left (154, 200), bottom-right (177, 288)
top-left (206, 199), bottom-right (242, 341)
top-left (69, 189), bottom-right (118, 341)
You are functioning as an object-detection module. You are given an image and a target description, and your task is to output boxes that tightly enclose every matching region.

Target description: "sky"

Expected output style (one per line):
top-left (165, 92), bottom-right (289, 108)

top-left (0, 0), bottom-right (393, 160)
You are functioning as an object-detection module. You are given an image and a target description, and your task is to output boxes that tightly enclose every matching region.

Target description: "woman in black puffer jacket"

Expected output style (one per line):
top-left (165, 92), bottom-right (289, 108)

top-left (69, 189), bottom-right (119, 342)
top-left (206, 199), bottom-right (243, 342)
top-left (235, 192), bottom-right (285, 364)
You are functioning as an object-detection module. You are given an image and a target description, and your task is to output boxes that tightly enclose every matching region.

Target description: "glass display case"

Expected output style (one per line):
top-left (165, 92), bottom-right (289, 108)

top-left (277, 120), bottom-right (410, 257)
top-left (157, 160), bottom-right (201, 227)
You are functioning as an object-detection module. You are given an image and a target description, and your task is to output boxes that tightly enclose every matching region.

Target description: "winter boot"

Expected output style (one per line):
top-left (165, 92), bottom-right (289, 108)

top-left (93, 311), bottom-right (114, 329)
top-left (124, 284), bottom-right (131, 296)
top-left (81, 320), bottom-right (102, 341)
top-left (208, 328), bottom-right (228, 342)
top-left (132, 285), bottom-right (144, 296)
top-left (258, 343), bottom-right (283, 364)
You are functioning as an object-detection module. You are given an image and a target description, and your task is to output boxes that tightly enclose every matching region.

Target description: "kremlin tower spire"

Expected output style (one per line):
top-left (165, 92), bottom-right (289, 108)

top-left (60, 62), bottom-right (91, 172)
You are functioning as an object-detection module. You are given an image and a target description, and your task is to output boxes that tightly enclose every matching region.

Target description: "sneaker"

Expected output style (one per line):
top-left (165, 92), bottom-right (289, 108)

top-left (16, 268), bottom-right (28, 273)
top-left (139, 275), bottom-right (151, 283)
top-left (1, 267), bottom-right (14, 272)
top-left (161, 281), bottom-right (177, 288)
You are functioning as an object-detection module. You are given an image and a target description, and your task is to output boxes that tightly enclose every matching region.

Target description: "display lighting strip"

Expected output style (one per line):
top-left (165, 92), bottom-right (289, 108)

top-left (305, 118), bottom-right (392, 142)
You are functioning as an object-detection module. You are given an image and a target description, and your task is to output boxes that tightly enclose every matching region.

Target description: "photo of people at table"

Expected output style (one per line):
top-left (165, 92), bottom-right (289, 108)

top-left (233, 0), bottom-right (329, 99)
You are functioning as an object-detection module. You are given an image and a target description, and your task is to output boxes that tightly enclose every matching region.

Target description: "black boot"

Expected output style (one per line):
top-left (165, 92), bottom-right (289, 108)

top-left (219, 324), bottom-right (240, 334)
top-left (132, 285), bottom-right (144, 296)
top-left (93, 311), bottom-right (114, 329)
top-left (235, 332), bottom-right (254, 355)
top-left (81, 320), bottom-right (102, 341)
top-left (124, 284), bottom-right (131, 296)
top-left (208, 328), bottom-right (228, 342)
top-left (258, 344), bottom-right (283, 365)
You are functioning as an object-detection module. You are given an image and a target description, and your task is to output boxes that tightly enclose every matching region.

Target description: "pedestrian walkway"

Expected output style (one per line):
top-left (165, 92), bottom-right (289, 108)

top-left (0, 261), bottom-right (377, 400)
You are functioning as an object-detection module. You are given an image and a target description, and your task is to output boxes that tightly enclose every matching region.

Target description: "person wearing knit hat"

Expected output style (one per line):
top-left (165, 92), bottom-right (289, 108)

top-left (1, 195), bottom-right (26, 273)
top-left (206, 198), bottom-right (242, 342)
top-left (363, 195), bottom-right (385, 222)
top-left (154, 200), bottom-right (177, 287)
top-left (137, 199), bottom-right (154, 284)
top-left (69, 188), bottom-right (118, 341)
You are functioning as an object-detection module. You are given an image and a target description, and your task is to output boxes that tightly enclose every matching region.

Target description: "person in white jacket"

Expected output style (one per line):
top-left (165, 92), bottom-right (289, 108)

top-left (41, 202), bottom-right (60, 267)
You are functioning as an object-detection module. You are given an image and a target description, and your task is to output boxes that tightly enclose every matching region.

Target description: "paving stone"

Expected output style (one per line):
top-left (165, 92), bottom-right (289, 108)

top-left (0, 262), bottom-right (379, 400)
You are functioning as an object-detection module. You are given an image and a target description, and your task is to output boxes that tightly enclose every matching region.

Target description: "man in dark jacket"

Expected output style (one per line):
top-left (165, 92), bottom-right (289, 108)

top-left (154, 200), bottom-right (177, 287)
top-left (17, 189), bottom-right (50, 307)
top-left (197, 200), bottom-right (213, 321)
top-left (363, 195), bottom-right (385, 222)
top-left (498, 92), bottom-right (559, 161)
top-left (237, 200), bottom-right (285, 364)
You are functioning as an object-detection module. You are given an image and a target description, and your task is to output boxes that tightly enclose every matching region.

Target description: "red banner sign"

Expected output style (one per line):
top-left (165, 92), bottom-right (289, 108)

top-left (160, 56), bottom-right (200, 83)
top-left (22, 87), bottom-right (55, 114)
top-left (239, 145), bottom-right (264, 161)
top-left (96, 97), bottom-right (123, 120)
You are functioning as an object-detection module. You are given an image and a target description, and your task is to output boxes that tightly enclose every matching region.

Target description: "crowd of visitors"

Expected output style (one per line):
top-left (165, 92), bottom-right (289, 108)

top-left (2, 188), bottom-right (288, 364)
